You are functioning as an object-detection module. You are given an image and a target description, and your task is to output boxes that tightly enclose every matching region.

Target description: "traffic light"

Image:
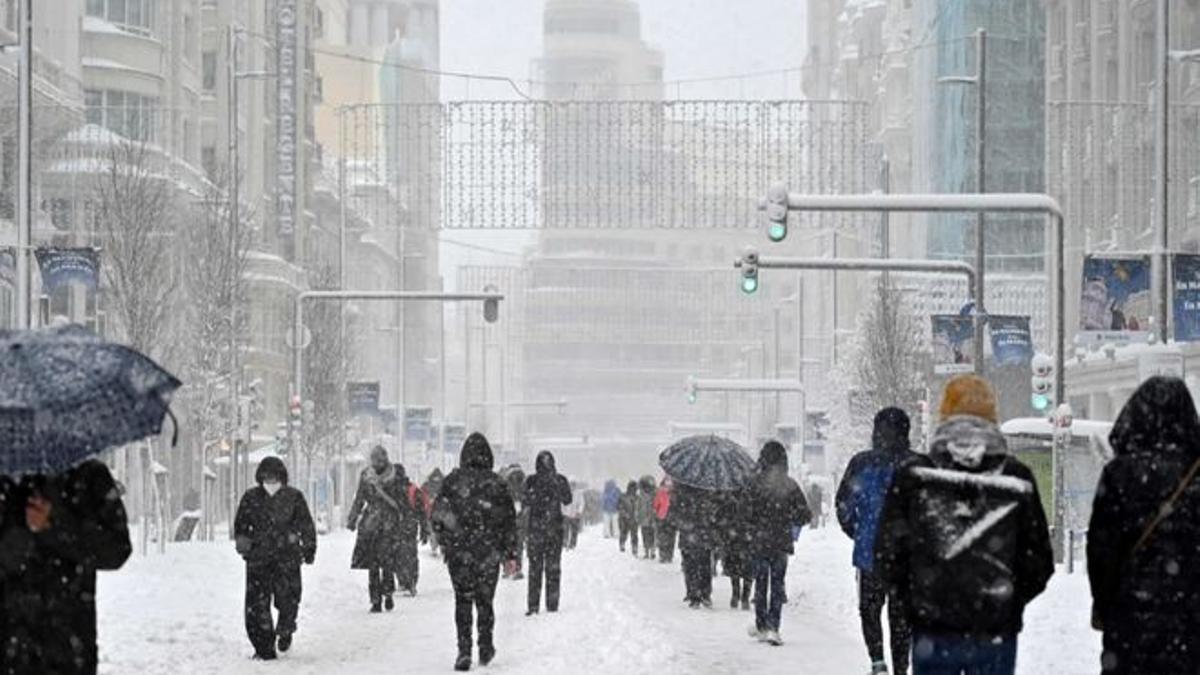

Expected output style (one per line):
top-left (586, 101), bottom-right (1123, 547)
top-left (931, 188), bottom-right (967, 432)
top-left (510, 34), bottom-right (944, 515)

top-left (483, 284), bottom-right (499, 323)
top-left (686, 377), bottom-right (698, 404)
top-left (765, 182), bottom-right (789, 242)
top-left (740, 247), bottom-right (759, 295)
top-left (1031, 352), bottom-right (1054, 412)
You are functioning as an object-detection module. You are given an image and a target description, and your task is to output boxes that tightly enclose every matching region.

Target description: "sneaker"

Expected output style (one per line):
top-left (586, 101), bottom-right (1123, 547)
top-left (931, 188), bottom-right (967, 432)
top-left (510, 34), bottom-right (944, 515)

top-left (454, 654), bottom-right (472, 671)
top-left (747, 625), bottom-right (766, 641)
top-left (370, 602), bottom-right (382, 613)
top-left (384, 596), bottom-right (395, 612)
top-left (870, 660), bottom-right (889, 674)
top-left (276, 633), bottom-right (292, 653)
top-left (479, 644), bottom-right (496, 666)
top-left (764, 630), bottom-right (783, 646)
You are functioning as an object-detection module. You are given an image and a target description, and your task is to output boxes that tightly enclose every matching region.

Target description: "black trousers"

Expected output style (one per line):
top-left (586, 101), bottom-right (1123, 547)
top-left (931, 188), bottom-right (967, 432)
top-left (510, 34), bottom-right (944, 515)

top-left (619, 517), bottom-right (638, 552)
top-left (640, 525), bottom-right (656, 555)
top-left (657, 521), bottom-right (677, 561)
top-left (449, 561), bottom-right (500, 656)
top-left (860, 569), bottom-right (911, 675)
top-left (368, 566), bottom-right (397, 604)
top-left (681, 545), bottom-right (713, 601)
top-left (245, 562), bottom-right (302, 657)
top-left (527, 542), bottom-right (563, 612)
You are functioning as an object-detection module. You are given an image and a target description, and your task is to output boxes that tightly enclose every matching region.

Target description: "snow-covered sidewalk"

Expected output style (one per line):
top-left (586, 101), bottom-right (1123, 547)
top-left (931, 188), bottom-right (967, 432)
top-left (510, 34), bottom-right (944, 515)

top-left (96, 526), bottom-right (1099, 674)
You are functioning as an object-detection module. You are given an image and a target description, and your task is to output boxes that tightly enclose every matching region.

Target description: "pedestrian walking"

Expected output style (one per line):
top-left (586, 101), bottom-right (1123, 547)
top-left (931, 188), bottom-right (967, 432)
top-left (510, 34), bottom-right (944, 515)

top-left (562, 483), bottom-right (583, 551)
top-left (522, 451), bottom-right (572, 615)
top-left (602, 479), bottom-right (621, 538)
top-left (808, 481), bottom-right (826, 529)
top-left (346, 446), bottom-right (411, 612)
top-left (0, 460), bottom-right (132, 675)
top-left (837, 407), bottom-right (917, 675)
top-left (654, 477), bottom-right (677, 563)
top-left (718, 489), bottom-right (753, 611)
top-left (431, 433), bottom-right (519, 672)
top-left (1088, 376), bottom-right (1200, 675)
top-left (234, 457), bottom-right (317, 661)
top-left (500, 465), bottom-right (527, 581)
top-left (741, 441), bottom-right (811, 645)
top-left (399, 466), bottom-right (430, 596)
top-left (618, 480), bottom-right (639, 555)
top-left (636, 476), bottom-right (657, 559)
top-left (875, 375), bottom-right (1053, 675)
top-left (673, 483), bottom-right (720, 608)
top-left (424, 468), bottom-right (445, 557)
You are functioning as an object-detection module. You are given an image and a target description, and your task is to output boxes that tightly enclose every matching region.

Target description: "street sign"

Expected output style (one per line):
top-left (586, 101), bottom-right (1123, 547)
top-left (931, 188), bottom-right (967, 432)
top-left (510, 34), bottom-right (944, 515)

top-left (404, 406), bottom-right (433, 442)
top-left (443, 423), bottom-right (467, 454)
top-left (347, 381), bottom-right (381, 416)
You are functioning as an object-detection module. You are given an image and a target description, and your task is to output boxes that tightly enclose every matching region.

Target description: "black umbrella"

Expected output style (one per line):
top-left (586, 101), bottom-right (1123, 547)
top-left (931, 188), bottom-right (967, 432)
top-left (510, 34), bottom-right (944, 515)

top-left (657, 435), bottom-right (756, 491)
top-left (0, 324), bottom-right (181, 476)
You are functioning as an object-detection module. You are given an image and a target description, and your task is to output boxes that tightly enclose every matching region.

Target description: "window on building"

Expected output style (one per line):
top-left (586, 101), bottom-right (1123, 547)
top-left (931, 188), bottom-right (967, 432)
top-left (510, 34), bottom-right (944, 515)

top-left (202, 51), bottom-right (217, 90)
top-left (85, 88), bottom-right (159, 141)
top-left (201, 145), bottom-right (217, 180)
top-left (315, 8), bottom-right (324, 39)
top-left (86, 0), bottom-right (154, 36)
top-left (84, 89), bottom-right (103, 126)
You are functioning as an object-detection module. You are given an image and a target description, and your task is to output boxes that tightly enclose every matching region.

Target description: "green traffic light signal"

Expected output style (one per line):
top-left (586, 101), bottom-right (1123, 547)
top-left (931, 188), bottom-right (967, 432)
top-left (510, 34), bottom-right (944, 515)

top-left (688, 391), bottom-right (697, 404)
top-left (1031, 393), bottom-right (1052, 411)
top-left (741, 275), bottom-right (759, 294)
top-left (767, 222), bottom-right (787, 242)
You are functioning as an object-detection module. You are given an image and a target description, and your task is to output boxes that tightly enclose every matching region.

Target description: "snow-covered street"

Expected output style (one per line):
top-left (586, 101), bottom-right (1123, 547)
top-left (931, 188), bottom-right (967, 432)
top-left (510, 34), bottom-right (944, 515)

top-left (96, 526), bottom-right (1099, 674)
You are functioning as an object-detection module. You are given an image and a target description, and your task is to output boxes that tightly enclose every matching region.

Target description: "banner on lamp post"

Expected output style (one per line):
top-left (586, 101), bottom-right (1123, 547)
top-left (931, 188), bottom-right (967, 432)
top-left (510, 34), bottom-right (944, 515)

top-left (34, 247), bottom-right (100, 291)
top-left (1172, 254), bottom-right (1200, 343)
top-left (1078, 255), bottom-right (1152, 345)
top-left (931, 314), bottom-right (975, 375)
top-left (988, 315), bottom-right (1033, 367)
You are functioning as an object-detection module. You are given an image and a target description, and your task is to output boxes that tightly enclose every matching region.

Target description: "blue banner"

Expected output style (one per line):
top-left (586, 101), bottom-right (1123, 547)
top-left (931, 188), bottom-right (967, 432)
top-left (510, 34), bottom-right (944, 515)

top-left (1173, 254), bottom-right (1200, 342)
top-left (34, 247), bottom-right (100, 291)
top-left (443, 423), bottom-right (466, 454)
top-left (1079, 255), bottom-right (1151, 341)
top-left (346, 381), bottom-right (380, 416)
top-left (932, 314), bottom-right (975, 374)
top-left (989, 315), bottom-right (1033, 366)
top-left (404, 406), bottom-right (433, 442)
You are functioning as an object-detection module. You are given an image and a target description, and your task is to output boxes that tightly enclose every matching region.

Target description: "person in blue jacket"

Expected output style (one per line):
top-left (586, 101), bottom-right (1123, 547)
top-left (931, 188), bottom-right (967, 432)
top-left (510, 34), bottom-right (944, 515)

top-left (601, 480), bottom-right (621, 539)
top-left (836, 407), bottom-right (915, 675)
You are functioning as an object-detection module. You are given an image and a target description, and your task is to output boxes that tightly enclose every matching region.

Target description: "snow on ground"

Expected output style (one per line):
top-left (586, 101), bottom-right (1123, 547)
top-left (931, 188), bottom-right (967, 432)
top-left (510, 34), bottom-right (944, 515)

top-left (97, 526), bottom-right (1099, 674)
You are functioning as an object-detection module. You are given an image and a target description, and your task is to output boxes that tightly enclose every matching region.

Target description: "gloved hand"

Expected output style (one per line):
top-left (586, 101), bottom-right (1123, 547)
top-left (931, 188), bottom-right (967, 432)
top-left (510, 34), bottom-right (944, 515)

top-left (346, 518), bottom-right (357, 532)
top-left (304, 551), bottom-right (315, 565)
top-left (235, 535), bottom-right (253, 556)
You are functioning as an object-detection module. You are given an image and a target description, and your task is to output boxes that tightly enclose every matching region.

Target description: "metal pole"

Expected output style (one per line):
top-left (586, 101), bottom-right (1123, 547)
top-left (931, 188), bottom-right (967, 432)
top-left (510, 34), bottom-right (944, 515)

top-left (464, 309), bottom-right (472, 428)
top-left (1155, 0), bottom-right (1171, 343)
top-left (773, 307), bottom-right (781, 422)
top-left (797, 275), bottom-right (806, 464)
top-left (974, 27), bottom-right (988, 376)
top-left (481, 327), bottom-right (489, 436)
top-left (226, 26), bottom-right (241, 532)
top-left (15, 0), bottom-right (31, 329)
top-left (880, 155), bottom-right (891, 260)
top-left (439, 276), bottom-right (447, 464)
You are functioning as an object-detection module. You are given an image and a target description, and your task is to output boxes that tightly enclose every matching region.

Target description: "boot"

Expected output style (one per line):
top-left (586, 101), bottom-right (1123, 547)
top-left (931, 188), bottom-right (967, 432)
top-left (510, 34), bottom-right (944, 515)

top-left (730, 579), bottom-right (741, 609)
top-left (454, 653), bottom-right (471, 671)
top-left (479, 644), bottom-right (496, 666)
top-left (370, 601), bottom-right (382, 613)
top-left (870, 661), bottom-right (889, 674)
top-left (276, 632), bottom-right (292, 653)
top-left (384, 595), bottom-right (394, 612)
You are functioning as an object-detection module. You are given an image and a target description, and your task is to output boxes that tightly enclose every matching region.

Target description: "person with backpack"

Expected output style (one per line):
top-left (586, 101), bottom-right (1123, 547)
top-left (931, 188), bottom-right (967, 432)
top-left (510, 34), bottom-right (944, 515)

top-left (1088, 376), bottom-right (1200, 674)
top-left (837, 407), bottom-right (917, 675)
top-left (875, 375), bottom-right (1053, 675)
top-left (431, 433), bottom-right (519, 672)
top-left (522, 451), bottom-right (572, 615)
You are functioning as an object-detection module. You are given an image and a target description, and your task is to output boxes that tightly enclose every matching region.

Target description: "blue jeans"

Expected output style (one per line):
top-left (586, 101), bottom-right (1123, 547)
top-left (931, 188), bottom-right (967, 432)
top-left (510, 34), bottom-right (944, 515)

top-left (912, 633), bottom-right (1017, 675)
top-left (752, 553), bottom-right (788, 632)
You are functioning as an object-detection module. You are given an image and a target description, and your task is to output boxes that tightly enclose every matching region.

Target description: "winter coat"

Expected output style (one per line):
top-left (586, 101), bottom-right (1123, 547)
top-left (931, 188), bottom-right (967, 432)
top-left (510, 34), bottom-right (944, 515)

top-left (602, 480), bottom-right (622, 513)
top-left (716, 489), bottom-right (753, 577)
top-left (234, 457), bottom-right (317, 568)
top-left (431, 433), bottom-right (518, 570)
top-left (618, 483), bottom-right (638, 524)
top-left (653, 482), bottom-right (671, 521)
top-left (635, 484), bottom-right (656, 528)
top-left (837, 407), bottom-right (917, 571)
top-left (1088, 377), bottom-right (1200, 674)
top-left (874, 415), bottom-right (1053, 638)
top-left (0, 460), bottom-right (131, 675)
top-left (424, 469), bottom-right (445, 502)
top-left (347, 463), bottom-right (415, 569)
top-left (738, 442), bottom-right (811, 557)
top-left (523, 451), bottom-right (572, 550)
top-left (671, 483), bottom-right (722, 551)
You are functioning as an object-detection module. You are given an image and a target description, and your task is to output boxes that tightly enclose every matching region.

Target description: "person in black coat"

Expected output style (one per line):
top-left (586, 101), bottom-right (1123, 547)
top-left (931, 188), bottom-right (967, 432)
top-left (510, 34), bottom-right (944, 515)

top-left (234, 456), bottom-right (317, 660)
top-left (346, 446), bottom-right (411, 612)
top-left (617, 480), bottom-right (639, 555)
top-left (740, 441), bottom-right (811, 644)
top-left (522, 451), bottom-right (572, 615)
top-left (717, 488), bottom-right (754, 611)
top-left (431, 433), bottom-right (519, 672)
top-left (1088, 376), bottom-right (1200, 675)
top-left (875, 375), bottom-right (1052, 675)
top-left (0, 459), bottom-right (131, 675)
top-left (671, 482), bottom-right (721, 608)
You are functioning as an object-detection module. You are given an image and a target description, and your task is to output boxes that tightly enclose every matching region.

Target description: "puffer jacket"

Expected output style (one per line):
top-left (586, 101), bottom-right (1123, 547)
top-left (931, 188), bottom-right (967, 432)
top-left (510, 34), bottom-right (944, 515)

top-left (431, 433), bottom-right (518, 569)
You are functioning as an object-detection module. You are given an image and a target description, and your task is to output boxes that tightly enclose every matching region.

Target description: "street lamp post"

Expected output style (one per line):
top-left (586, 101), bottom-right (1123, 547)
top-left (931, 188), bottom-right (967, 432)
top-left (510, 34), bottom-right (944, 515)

top-left (687, 377), bottom-right (807, 471)
top-left (14, 0), bottom-right (32, 329)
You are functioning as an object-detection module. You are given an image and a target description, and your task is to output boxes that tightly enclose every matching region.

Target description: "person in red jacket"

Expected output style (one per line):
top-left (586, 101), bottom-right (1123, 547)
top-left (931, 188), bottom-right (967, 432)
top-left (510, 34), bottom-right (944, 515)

top-left (654, 477), bottom-right (677, 563)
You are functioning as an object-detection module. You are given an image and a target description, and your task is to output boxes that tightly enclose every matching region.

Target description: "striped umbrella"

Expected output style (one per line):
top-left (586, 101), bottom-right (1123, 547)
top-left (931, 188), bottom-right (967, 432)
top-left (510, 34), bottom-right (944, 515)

top-left (657, 435), bottom-right (756, 491)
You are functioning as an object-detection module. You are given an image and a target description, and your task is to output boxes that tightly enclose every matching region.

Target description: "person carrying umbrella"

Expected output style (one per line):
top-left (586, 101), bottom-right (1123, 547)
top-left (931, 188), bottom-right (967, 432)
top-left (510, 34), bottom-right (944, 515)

top-left (235, 456), bottom-right (317, 660)
top-left (0, 325), bottom-right (176, 675)
top-left (522, 450), bottom-right (571, 615)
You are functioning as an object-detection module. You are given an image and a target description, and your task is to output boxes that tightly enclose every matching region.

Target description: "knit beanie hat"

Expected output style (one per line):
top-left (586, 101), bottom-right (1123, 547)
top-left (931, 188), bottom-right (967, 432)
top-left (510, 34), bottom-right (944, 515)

top-left (938, 374), bottom-right (999, 424)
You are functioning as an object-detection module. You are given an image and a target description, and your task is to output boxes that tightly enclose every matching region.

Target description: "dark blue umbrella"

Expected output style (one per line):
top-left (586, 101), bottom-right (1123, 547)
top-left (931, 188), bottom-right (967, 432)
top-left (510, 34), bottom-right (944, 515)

top-left (0, 324), bottom-right (181, 476)
top-left (658, 435), bottom-right (755, 491)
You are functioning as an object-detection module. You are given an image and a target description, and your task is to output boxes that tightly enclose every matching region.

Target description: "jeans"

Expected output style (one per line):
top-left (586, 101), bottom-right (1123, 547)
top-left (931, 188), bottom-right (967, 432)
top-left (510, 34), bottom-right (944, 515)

top-left (527, 543), bottom-right (563, 612)
top-left (603, 512), bottom-right (618, 538)
top-left (245, 562), bottom-right (302, 657)
top-left (752, 553), bottom-right (788, 632)
top-left (860, 570), bottom-right (911, 674)
top-left (619, 517), bottom-right (638, 553)
top-left (681, 545), bottom-right (713, 602)
top-left (912, 633), bottom-right (1017, 675)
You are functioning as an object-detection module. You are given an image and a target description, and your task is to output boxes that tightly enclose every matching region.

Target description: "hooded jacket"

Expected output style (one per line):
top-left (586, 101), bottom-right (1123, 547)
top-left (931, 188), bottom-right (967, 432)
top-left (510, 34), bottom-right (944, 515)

top-left (874, 413), bottom-right (1053, 637)
top-left (1088, 377), bottom-right (1200, 674)
top-left (654, 479), bottom-right (672, 521)
top-left (431, 433), bottom-right (518, 568)
top-left (0, 460), bottom-right (131, 675)
top-left (602, 480), bottom-right (622, 513)
top-left (635, 476), bottom-right (656, 528)
top-left (618, 481), bottom-right (639, 523)
top-left (234, 457), bottom-right (317, 567)
top-left (523, 451), bottom-right (572, 549)
top-left (836, 407), bottom-right (917, 571)
top-left (738, 441), bottom-right (811, 556)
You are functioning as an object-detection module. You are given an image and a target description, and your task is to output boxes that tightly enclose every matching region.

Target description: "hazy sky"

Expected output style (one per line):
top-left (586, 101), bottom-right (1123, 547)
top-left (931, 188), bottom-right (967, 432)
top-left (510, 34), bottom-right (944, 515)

top-left (437, 0), bottom-right (809, 275)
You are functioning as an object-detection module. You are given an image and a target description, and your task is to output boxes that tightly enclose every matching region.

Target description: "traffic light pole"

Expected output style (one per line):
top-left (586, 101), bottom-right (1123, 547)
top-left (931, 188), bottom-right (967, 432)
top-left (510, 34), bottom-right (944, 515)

top-left (687, 377), bottom-right (806, 467)
top-left (290, 290), bottom-right (504, 502)
top-left (760, 190), bottom-right (1068, 559)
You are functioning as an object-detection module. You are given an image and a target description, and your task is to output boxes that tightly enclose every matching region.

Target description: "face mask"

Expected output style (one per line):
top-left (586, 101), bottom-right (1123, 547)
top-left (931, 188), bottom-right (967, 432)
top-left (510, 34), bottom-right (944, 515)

top-left (263, 481), bottom-right (282, 496)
